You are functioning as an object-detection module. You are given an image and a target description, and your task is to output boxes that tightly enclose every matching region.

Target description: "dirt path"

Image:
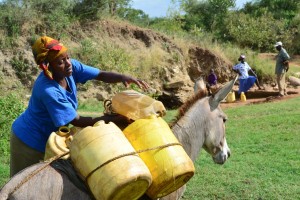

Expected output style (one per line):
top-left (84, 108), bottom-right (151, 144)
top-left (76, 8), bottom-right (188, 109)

top-left (221, 87), bottom-right (300, 109)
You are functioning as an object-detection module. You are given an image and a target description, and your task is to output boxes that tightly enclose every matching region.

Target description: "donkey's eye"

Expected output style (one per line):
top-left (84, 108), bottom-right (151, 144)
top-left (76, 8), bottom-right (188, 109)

top-left (219, 113), bottom-right (227, 123)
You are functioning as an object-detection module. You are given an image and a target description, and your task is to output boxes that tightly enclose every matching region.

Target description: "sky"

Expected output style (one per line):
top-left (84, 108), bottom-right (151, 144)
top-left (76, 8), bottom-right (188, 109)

top-left (131, 0), bottom-right (251, 18)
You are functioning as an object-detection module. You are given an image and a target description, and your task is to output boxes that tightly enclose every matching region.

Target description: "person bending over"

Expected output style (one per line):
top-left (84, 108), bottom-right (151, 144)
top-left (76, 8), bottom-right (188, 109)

top-left (233, 55), bottom-right (262, 97)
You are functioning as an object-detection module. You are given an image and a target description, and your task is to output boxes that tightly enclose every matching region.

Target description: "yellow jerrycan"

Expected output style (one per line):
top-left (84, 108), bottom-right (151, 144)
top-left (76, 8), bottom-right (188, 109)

top-left (44, 126), bottom-right (73, 160)
top-left (123, 115), bottom-right (195, 199)
top-left (241, 92), bottom-right (247, 102)
top-left (69, 121), bottom-right (152, 200)
top-left (226, 91), bottom-right (236, 103)
top-left (111, 90), bottom-right (166, 120)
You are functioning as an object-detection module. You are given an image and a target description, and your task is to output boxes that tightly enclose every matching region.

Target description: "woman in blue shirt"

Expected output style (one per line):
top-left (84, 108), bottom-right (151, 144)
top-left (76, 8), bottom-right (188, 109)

top-left (233, 55), bottom-right (262, 97)
top-left (10, 36), bottom-right (149, 177)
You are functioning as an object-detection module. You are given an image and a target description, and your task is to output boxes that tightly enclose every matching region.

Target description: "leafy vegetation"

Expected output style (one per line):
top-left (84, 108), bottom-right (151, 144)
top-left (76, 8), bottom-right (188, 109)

top-left (0, 0), bottom-right (299, 85)
top-left (0, 94), bottom-right (25, 184)
top-left (0, 94), bottom-right (25, 155)
top-left (1, 0), bottom-right (300, 53)
top-left (10, 54), bottom-right (38, 86)
top-left (171, 0), bottom-right (300, 54)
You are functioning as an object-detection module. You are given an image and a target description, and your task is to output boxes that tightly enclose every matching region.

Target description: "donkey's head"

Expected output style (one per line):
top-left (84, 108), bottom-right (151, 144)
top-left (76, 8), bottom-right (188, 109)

top-left (197, 76), bottom-right (237, 164)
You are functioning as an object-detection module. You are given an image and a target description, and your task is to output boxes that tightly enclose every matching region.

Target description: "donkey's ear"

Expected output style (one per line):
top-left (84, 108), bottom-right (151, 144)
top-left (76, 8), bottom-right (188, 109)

top-left (209, 76), bottom-right (238, 110)
top-left (194, 76), bottom-right (206, 93)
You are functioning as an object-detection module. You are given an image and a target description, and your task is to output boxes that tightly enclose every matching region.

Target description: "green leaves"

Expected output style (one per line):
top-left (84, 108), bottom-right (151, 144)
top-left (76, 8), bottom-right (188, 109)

top-left (0, 94), bottom-right (25, 158)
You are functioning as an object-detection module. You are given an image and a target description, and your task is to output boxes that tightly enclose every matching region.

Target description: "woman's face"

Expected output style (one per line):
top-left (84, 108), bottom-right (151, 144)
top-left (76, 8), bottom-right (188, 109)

top-left (49, 52), bottom-right (72, 78)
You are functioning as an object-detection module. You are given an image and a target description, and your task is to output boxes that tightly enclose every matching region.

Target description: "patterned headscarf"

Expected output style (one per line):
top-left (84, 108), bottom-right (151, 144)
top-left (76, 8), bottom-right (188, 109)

top-left (32, 36), bottom-right (67, 80)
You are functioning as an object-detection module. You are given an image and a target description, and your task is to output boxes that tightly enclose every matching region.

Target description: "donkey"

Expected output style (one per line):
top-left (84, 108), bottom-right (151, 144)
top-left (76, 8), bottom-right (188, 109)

top-left (0, 77), bottom-right (237, 200)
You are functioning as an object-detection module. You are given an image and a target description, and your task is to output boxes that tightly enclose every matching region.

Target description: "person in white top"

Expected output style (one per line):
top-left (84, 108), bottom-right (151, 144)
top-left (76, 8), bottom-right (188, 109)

top-left (233, 55), bottom-right (262, 96)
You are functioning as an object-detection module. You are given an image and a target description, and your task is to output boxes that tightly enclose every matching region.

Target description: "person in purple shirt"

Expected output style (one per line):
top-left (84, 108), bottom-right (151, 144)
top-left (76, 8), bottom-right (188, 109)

top-left (207, 69), bottom-right (217, 85)
top-left (10, 36), bottom-right (149, 177)
top-left (206, 69), bottom-right (218, 95)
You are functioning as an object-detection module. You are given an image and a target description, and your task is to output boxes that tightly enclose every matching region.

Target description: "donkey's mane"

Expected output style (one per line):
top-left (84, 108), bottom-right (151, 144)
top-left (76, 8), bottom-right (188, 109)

top-left (170, 90), bottom-right (208, 127)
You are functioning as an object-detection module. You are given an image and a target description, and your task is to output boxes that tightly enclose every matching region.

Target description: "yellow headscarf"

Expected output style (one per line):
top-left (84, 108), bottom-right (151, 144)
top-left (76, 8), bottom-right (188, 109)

top-left (32, 36), bottom-right (68, 80)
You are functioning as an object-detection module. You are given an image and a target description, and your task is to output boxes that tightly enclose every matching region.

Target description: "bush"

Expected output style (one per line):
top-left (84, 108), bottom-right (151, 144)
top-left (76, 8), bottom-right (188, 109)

top-left (0, 94), bottom-right (25, 156)
top-left (10, 55), bottom-right (38, 87)
top-left (73, 38), bottom-right (134, 74)
top-left (223, 12), bottom-right (296, 52)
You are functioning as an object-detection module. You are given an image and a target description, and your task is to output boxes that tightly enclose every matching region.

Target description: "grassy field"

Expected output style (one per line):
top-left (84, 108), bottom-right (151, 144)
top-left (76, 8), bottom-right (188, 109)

top-left (1, 97), bottom-right (299, 200)
top-left (183, 97), bottom-right (300, 200)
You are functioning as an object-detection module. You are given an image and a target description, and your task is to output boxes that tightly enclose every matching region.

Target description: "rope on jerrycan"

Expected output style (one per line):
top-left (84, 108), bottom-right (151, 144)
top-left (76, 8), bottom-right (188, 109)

top-left (84, 142), bottom-right (182, 182)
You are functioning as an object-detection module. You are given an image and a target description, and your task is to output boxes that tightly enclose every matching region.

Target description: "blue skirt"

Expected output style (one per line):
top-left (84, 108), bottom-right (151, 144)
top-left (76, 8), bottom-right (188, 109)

top-left (238, 76), bottom-right (256, 94)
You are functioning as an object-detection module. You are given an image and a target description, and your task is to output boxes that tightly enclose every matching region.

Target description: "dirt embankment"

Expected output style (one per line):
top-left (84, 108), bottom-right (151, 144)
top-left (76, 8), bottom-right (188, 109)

top-left (0, 19), bottom-right (299, 108)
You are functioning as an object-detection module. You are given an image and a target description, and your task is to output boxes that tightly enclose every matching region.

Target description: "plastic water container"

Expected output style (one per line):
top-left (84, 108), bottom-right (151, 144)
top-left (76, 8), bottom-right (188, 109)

top-left (69, 121), bottom-right (152, 200)
top-left (241, 92), bottom-right (247, 102)
top-left (226, 91), bottom-right (236, 103)
top-left (111, 90), bottom-right (166, 120)
top-left (44, 126), bottom-right (72, 160)
top-left (123, 115), bottom-right (195, 199)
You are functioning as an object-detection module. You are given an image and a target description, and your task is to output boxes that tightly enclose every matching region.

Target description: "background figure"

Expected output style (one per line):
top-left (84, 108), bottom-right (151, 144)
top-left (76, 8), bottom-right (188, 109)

top-left (206, 69), bottom-right (218, 95)
top-left (233, 55), bottom-right (262, 97)
top-left (274, 41), bottom-right (290, 97)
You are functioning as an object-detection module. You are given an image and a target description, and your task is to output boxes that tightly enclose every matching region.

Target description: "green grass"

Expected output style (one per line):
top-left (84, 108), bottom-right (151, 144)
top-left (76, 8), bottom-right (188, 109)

top-left (0, 157), bottom-right (10, 187)
top-left (77, 98), bottom-right (105, 113)
top-left (183, 97), bottom-right (300, 200)
top-left (1, 97), bottom-right (299, 200)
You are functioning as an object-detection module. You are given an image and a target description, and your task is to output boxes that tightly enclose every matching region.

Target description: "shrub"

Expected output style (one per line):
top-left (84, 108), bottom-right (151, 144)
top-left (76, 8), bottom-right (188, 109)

top-left (10, 55), bottom-right (38, 87)
top-left (0, 94), bottom-right (25, 156)
top-left (223, 12), bottom-right (295, 52)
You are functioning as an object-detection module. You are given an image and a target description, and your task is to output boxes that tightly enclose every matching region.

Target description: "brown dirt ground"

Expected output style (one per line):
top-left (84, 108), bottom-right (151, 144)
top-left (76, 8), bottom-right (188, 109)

top-left (220, 87), bottom-right (300, 109)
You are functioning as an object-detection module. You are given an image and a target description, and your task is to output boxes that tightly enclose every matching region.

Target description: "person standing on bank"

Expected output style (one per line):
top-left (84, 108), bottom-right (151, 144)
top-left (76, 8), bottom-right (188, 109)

top-left (10, 36), bottom-right (149, 177)
top-left (233, 55), bottom-right (262, 97)
top-left (274, 41), bottom-right (290, 97)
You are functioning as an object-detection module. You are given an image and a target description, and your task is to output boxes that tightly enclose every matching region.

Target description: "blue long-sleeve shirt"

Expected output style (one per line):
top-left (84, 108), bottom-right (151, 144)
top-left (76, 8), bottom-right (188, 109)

top-left (12, 59), bottom-right (100, 152)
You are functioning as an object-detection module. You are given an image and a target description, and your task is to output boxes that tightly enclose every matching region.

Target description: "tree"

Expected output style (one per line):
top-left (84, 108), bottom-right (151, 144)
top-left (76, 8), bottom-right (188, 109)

top-left (73, 0), bottom-right (131, 19)
top-left (223, 12), bottom-right (296, 52)
top-left (108, 0), bottom-right (131, 16)
top-left (241, 0), bottom-right (300, 21)
top-left (177, 0), bottom-right (235, 32)
top-left (117, 8), bottom-right (150, 26)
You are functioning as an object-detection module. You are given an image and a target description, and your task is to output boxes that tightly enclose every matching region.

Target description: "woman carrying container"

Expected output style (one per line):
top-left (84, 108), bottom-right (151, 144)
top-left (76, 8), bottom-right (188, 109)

top-left (233, 55), bottom-right (262, 98)
top-left (10, 36), bottom-right (149, 177)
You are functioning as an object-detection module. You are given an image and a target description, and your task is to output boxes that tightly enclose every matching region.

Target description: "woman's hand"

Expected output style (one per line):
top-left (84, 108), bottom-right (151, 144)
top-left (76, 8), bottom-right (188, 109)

top-left (283, 61), bottom-right (289, 72)
top-left (121, 75), bottom-right (150, 90)
top-left (97, 71), bottom-right (150, 90)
